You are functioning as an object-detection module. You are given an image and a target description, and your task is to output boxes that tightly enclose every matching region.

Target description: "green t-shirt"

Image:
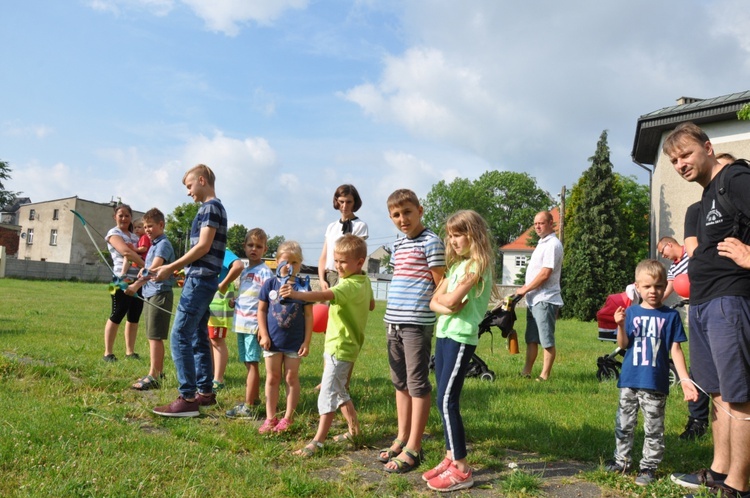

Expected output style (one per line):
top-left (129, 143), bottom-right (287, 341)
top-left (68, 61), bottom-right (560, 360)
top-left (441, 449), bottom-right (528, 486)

top-left (325, 273), bottom-right (373, 362)
top-left (435, 260), bottom-right (492, 346)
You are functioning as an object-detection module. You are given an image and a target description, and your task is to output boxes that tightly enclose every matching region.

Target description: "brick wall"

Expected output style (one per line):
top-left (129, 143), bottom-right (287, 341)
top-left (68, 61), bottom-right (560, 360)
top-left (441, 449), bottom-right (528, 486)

top-left (0, 227), bottom-right (20, 256)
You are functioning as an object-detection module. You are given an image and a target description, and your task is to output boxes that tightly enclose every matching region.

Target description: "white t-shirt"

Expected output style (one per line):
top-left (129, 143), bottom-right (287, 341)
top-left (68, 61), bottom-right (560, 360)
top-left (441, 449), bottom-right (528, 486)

top-left (323, 218), bottom-right (368, 271)
top-left (525, 233), bottom-right (563, 307)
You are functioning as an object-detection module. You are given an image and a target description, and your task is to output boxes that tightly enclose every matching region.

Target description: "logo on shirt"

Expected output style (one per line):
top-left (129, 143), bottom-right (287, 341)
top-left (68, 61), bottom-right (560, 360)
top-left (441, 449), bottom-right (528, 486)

top-left (705, 200), bottom-right (724, 227)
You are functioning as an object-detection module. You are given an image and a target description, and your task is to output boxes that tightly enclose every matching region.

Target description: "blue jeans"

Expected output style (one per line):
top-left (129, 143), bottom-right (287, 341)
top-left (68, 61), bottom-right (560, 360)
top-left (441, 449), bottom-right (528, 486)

top-left (434, 337), bottom-right (476, 461)
top-left (170, 276), bottom-right (217, 398)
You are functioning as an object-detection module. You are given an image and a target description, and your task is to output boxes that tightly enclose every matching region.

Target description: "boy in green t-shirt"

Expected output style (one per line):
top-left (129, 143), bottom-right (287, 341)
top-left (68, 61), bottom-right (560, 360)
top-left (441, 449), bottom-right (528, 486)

top-left (280, 234), bottom-right (375, 457)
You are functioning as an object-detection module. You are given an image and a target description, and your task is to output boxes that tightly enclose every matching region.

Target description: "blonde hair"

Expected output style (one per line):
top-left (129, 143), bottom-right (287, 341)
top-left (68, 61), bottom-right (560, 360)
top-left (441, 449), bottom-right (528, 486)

top-left (276, 240), bottom-right (303, 261)
top-left (183, 164), bottom-right (216, 187)
top-left (635, 259), bottom-right (667, 285)
top-left (445, 210), bottom-right (497, 297)
top-left (662, 122), bottom-right (710, 157)
top-left (334, 234), bottom-right (367, 260)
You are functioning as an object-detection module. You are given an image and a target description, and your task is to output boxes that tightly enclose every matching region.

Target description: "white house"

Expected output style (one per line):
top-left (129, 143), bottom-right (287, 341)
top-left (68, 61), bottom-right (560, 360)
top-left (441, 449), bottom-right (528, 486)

top-left (498, 207), bottom-right (560, 286)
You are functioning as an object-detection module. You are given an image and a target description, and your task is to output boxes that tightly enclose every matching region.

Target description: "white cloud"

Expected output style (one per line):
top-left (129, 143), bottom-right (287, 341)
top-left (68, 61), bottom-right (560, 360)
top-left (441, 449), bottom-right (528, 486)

top-left (2, 122), bottom-right (54, 139)
top-left (86, 0), bottom-right (174, 16)
top-left (180, 0), bottom-right (308, 36)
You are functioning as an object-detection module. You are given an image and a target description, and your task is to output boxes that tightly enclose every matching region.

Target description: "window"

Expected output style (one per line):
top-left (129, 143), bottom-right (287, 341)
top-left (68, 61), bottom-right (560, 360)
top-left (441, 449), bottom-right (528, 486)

top-left (29, 209), bottom-right (36, 221)
top-left (26, 228), bottom-right (34, 244)
top-left (515, 255), bottom-right (527, 267)
top-left (53, 209), bottom-right (59, 220)
top-left (50, 229), bottom-right (58, 246)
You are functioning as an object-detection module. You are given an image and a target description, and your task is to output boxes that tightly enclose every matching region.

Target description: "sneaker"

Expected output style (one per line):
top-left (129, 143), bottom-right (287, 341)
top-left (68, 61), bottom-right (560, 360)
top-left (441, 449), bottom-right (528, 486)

top-left (103, 354), bottom-right (117, 363)
top-left (226, 403), bottom-right (255, 419)
top-left (212, 380), bottom-right (225, 392)
top-left (635, 468), bottom-right (656, 487)
top-left (604, 460), bottom-right (630, 473)
top-left (259, 417), bottom-right (278, 434)
top-left (422, 457), bottom-right (452, 482)
top-left (125, 353), bottom-right (140, 360)
top-left (152, 396), bottom-right (200, 418)
top-left (679, 417), bottom-right (708, 440)
top-left (274, 418), bottom-right (293, 433)
top-left (683, 483), bottom-right (748, 498)
top-left (671, 468), bottom-right (726, 489)
top-left (196, 392), bottom-right (216, 406)
top-left (427, 463), bottom-right (474, 492)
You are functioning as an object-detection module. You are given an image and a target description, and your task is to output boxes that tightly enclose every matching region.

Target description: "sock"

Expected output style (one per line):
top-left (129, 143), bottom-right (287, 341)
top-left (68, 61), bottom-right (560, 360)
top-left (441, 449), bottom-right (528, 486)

top-left (708, 468), bottom-right (728, 481)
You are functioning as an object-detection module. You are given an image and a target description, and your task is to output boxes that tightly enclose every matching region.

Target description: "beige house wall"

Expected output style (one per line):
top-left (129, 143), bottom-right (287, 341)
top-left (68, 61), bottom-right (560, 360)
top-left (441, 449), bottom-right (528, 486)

top-left (651, 120), bottom-right (750, 244)
top-left (17, 197), bottom-right (144, 265)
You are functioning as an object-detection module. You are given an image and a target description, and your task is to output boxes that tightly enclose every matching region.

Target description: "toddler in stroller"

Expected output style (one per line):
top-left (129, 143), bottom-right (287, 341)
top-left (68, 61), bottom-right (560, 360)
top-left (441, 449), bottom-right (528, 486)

top-left (430, 295), bottom-right (522, 382)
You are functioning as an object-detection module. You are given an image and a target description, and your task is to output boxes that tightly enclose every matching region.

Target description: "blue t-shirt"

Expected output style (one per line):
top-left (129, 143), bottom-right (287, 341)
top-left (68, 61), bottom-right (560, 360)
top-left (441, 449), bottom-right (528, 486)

top-left (259, 277), bottom-right (310, 353)
top-left (219, 249), bottom-right (241, 282)
top-left (617, 304), bottom-right (687, 394)
top-left (186, 198), bottom-right (227, 278)
top-left (142, 234), bottom-right (176, 298)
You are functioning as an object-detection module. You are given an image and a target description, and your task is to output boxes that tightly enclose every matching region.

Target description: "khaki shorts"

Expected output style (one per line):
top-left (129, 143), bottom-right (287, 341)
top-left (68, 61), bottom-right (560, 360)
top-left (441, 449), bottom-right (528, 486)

top-left (386, 323), bottom-right (433, 397)
top-left (145, 292), bottom-right (173, 340)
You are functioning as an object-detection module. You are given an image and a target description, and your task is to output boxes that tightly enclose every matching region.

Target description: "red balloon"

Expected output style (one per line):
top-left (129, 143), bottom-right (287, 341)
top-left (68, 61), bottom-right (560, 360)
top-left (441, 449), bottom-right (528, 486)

top-left (312, 304), bottom-right (329, 333)
top-left (673, 273), bottom-right (690, 298)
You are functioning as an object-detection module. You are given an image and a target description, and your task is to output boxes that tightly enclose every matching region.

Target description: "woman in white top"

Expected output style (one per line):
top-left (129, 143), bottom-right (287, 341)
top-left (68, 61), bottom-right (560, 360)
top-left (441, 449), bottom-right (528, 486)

top-left (317, 184), bottom-right (368, 290)
top-left (103, 204), bottom-right (146, 362)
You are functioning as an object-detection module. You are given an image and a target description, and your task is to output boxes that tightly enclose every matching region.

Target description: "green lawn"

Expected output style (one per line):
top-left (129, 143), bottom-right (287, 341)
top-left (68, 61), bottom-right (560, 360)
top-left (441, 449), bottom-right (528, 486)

top-left (0, 279), bottom-right (711, 497)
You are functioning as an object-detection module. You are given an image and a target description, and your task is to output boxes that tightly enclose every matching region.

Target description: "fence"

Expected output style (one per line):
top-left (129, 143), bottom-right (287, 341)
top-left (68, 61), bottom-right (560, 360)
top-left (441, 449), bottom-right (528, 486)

top-left (2, 258), bottom-right (112, 282)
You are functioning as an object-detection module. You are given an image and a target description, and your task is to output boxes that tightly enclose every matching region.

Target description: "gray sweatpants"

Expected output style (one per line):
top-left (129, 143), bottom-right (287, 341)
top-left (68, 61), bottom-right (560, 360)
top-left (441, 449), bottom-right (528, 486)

top-left (612, 387), bottom-right (667, 471)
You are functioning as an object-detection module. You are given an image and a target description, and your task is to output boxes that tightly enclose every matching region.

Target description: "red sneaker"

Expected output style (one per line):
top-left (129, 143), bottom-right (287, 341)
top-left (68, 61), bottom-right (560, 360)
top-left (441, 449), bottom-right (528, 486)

top-left (274, 418), bottom-right (293, 433)
top-left (426, 463), bottom-right (474, 492)
top-left (422, 457), bottom-right (452, 482)
top-left (152, 396), bottom-right (200, 418)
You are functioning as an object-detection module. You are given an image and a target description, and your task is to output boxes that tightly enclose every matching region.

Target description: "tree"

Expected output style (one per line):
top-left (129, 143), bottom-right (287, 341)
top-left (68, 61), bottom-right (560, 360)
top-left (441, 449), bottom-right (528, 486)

top-left (165, 202), bottom-right (199, 259)
top-left (422, 171), bottom-right (553, 276)
top-left (615, 173), bottom-right (650, 269)
top-left (739, 103), bottom-right (750, 121)
top-left (266, 235), bottom-right (285, 258)
top-left (561, 130), bottom-right (631, 321)
top-left (0, 160), bottom-right (21, 207)
top-left (226, 224), bottom-right (249, 256)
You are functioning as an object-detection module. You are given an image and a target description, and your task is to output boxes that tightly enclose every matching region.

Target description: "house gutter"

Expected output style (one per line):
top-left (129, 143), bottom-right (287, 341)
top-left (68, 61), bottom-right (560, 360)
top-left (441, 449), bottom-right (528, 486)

top-left (632, 159), bottom-right (654, 258)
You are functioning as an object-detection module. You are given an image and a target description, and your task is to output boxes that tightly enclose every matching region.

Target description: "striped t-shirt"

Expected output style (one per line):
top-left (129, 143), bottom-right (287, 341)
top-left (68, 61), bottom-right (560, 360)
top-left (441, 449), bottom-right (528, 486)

top-left (667, 247), bottom-right (689, 281)
top-left (185, 198), bottom-right (227, 278)
top-left (384, 228), bottom-right (446, 325)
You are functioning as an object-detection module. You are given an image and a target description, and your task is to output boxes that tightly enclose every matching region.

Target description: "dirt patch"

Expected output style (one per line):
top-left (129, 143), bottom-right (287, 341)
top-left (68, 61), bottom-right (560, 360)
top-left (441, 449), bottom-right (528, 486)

top-left (312, 442), bottom-right (612, 497)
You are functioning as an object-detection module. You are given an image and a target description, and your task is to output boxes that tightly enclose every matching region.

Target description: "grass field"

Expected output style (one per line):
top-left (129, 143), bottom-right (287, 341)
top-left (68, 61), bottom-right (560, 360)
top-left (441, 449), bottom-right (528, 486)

top-left (0, 278), bottom-right (712, 497)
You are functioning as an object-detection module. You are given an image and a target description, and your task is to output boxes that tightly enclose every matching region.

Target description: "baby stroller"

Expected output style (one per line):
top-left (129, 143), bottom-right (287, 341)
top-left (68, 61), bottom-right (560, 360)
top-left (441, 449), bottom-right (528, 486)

top-left (430, 295), bottom-right (522, 382)
top-left (595, 287), bottom-right (684, 385)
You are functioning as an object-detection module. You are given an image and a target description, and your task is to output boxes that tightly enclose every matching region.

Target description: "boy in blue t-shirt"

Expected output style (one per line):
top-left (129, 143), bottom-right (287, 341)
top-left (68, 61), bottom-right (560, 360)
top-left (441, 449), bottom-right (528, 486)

top-left (126, 208), bottom-right (175, 390)
top-left (152, 164), bottom-right (228, 418)
top-left (607, 259), bottom-right (698, 486)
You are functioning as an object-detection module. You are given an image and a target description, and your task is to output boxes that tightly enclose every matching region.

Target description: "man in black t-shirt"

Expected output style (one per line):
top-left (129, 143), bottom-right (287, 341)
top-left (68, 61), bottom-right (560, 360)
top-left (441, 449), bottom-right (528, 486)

top-left (664, 122), bottom-right (750, 498)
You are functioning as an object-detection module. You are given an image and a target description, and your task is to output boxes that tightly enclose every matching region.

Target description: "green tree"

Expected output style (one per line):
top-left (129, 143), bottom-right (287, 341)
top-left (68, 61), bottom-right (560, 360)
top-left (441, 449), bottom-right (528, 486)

top-left (615, 173), bottom-right (650, 269)
top-left (165, 202), bottom-right (199, 259)
top-left (422, 171), bottom-right (552, 277)
top-left (0, 160), bottom-right (21, 207)
top-left (226, 224), bottom-right (249, 256)
top-left (266, 235), bottom-right (285, 258)
top-left (561, 130), bottom-right (631, 321)
top-left (738, 103), bottom-right (750, 121)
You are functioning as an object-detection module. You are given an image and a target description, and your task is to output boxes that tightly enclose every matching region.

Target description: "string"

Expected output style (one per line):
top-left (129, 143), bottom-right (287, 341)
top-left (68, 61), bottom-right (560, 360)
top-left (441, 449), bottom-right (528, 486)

top-left (677, 378), bottom-right (750, 421)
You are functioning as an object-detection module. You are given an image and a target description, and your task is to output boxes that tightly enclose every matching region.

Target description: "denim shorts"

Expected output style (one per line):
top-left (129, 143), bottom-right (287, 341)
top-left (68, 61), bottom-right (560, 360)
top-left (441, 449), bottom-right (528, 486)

top-left (689, 296), bottom-right (750, 403)
top-left (526, 302), bottom-right (559, 349)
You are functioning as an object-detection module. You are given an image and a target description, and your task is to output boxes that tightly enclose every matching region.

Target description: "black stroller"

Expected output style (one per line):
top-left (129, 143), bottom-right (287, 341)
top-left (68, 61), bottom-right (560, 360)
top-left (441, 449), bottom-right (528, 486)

top-left (430, 295), bottom-right (522, 382)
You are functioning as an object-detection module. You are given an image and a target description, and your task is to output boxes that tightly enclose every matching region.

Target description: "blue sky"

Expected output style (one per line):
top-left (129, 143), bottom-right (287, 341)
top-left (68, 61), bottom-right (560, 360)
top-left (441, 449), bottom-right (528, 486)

top-left (3, 0), bottom-right (750, 262)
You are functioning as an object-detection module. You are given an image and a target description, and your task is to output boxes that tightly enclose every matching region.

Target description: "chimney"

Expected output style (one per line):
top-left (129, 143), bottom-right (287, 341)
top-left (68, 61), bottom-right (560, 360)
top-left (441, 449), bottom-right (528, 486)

top-left (676, 96), bottom-right (703, 105)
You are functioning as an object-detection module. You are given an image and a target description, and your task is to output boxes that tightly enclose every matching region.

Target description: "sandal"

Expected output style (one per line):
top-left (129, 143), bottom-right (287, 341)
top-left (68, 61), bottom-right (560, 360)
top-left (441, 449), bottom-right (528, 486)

top-left (294, 440), bottom-right (323, 457)
top-left (132, 375), bottom-right (160, 391)
top-left (384, 447), bottom-right (423, 474)
top-left (377, 438), bottom-right (404, 463)
top-left (333, 431), bottom-right (357, 443)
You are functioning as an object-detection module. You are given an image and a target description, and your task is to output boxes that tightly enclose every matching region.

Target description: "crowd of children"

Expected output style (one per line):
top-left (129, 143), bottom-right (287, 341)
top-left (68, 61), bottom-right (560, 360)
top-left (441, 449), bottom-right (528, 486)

top-left (114, 163), bottom-right (700, 493)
